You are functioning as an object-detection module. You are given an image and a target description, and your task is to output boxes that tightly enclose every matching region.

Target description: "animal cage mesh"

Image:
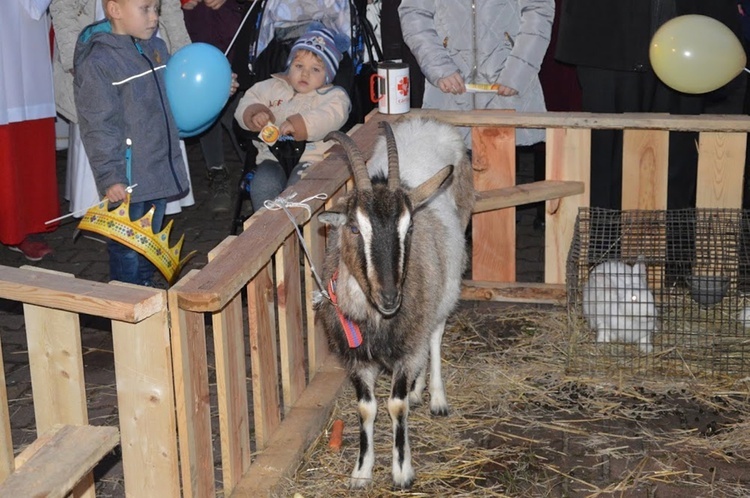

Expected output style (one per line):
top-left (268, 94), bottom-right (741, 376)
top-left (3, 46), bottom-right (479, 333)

top-left (566, 207), bottom-right (750, 380)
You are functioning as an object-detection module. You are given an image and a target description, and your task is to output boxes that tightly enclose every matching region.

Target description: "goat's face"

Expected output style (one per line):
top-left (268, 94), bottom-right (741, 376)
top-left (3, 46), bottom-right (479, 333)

top-left (320, 122), bottom-right (453, 318)
top-left (322, 183), bottom-right (414, 316)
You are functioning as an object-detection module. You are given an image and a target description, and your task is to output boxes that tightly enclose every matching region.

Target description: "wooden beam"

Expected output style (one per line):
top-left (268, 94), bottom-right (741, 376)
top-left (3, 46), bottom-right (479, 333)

top-left (0, 425), bottom-right (119, 498)
top-left (471, 125), bottom-right (516, 282)
top-left (461, 280), bottom-right (567, 306)
top-left (168, 271), bottom-right (214, 498)
top-left (229, 356), bottom-right (347, 498)
top-left (0, 336), bottom-right (11, 484)
top-left (410, 109), bottom-right (750, 132)
top-left (112, 307), bottom-right (180, 497)
top-left (473, 180), bottom-right (584, 214)
top-left (208, 238), bottom-right (252, 496)
top-left (248, 262), bottom-right (281, 450)
top-left (0, 265), bottom-right (164, 322)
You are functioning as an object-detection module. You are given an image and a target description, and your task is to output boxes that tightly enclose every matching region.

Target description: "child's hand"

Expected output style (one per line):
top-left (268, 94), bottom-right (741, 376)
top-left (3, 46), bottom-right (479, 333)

top-left (250, 111), bottom-right (271, 130)
top-left (106, 184), bottom-right (129, 203)
top-left (279, 120), bottom-right (295, 136)
top-left (230, 73), bottom-right (239, 96)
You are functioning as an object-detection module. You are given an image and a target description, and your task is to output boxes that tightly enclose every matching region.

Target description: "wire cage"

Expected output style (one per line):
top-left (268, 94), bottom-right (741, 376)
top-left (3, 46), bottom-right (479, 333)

top-left (566, 207), bottom-right (750, 380)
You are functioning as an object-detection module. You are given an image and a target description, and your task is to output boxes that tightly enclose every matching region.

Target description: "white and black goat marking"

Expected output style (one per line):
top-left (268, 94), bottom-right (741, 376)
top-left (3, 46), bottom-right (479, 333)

top-left (315, 118), bottom-right (474, 490)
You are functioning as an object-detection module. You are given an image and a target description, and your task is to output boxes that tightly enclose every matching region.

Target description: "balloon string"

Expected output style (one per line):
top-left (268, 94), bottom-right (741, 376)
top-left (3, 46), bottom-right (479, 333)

top-left (745, 68), bottom-right (750, 74)
top-left (225, 0), bottom-right (260, 57)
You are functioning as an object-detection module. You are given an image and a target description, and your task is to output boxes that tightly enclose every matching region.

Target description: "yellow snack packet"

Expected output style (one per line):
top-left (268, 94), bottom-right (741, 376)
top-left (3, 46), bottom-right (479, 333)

top-left (466, 83), bottom-right (500, 93)
top-left (260, 123), bottom-right (280, 145)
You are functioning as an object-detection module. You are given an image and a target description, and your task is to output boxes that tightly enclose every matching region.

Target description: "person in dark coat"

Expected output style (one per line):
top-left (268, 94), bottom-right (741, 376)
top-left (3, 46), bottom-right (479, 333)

top-left (555, 0), bottom-right (744, 211)
top-left (182, 0), bottom-right (246, 212)
top-left (555, 0), bottom-right (745, 284)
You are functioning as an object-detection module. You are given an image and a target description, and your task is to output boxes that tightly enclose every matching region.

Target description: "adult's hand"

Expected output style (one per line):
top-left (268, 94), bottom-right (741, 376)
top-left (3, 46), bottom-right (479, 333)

top-left (437, 72), bottom-right (465, 95)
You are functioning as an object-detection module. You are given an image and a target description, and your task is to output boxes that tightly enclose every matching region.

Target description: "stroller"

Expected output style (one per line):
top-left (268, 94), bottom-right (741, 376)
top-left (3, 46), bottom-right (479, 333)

top-left (229, 0), bottom-right (382, 234)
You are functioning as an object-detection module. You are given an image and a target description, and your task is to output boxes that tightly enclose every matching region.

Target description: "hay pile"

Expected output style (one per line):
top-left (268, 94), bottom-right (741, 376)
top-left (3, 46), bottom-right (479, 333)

top-left (275, 303), bottom-right (750, 497)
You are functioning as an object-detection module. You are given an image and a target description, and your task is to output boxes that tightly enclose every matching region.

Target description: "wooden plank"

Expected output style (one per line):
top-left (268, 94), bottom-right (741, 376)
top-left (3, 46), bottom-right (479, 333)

top-left (410, 109), bottom-right (750, 133)
top-left (276, 235), bottom-right (306, 412)
top-left (248, 262), bottom-right (281, 450)
top-left (473, 180), bottom-right (585, 214)
top-left (621, 129), bottom-right (669, 210)
top-left (0, 424), bottom-right (118, 498)
top-left (176, 113), bottom-right (399, 313)
top-left (460, 280), bottom-right (567, 305)
top-left (208, 238), bottom-right (252, 496)
top-left (696, 131), bottom-right (746, 209)
top-left (471, 125), bottom-right (516, 282)
top-left (303, 204), bottom-right (329, 376)
top-left (168, 271), bottom-right (214, 498)
top-left (0, 265), bottom-right (164, 322)
top-left (229, 355), bottom-right (347, 498)
top-left (24, 304), bottom-right (87, 432)
top-left (0, 336), bottom-right (12, 483)
top-left (112, 307), bottom-right (180, 497)
top-left (545, 127), bottom-right (590, 284)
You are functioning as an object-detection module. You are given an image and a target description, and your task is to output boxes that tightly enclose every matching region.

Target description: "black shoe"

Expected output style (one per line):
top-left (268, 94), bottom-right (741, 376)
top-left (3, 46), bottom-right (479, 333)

top-left (207, 166), bottom-right (231, 213)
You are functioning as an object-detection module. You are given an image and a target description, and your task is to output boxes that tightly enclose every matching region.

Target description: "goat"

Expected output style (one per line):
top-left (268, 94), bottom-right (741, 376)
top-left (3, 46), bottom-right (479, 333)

top-left (315, 118), bottom-right (474, 489)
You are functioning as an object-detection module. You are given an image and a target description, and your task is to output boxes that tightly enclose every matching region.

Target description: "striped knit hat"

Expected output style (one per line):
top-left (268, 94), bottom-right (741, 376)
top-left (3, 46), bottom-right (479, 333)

top-left (286, 25), bottom-right (346, 84)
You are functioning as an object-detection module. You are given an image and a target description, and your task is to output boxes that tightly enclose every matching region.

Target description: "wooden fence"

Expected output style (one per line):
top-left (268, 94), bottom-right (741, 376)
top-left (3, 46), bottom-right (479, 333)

top-left (0, 266), bottom-right (178, 497)
top-left (1, 110), bottom-right (748, 496)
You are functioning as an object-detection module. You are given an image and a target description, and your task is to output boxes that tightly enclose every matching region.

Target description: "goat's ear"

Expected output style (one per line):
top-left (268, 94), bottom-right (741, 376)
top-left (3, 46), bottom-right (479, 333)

top-left (318, 210), bottom-right (348, 227)
top-left (409, 165), bottom-right (454, 208)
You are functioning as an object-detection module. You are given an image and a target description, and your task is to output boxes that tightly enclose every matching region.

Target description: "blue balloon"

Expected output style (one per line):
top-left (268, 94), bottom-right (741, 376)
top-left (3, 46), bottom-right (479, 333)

top-left (179, 118), bottom-right (216, 139)
top-left (165, 43), bottom-right (231, 134)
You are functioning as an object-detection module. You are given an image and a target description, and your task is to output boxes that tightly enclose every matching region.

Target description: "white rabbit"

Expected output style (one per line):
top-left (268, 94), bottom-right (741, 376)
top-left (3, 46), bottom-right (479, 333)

top-left (582, 260), bottom-right (657, 353)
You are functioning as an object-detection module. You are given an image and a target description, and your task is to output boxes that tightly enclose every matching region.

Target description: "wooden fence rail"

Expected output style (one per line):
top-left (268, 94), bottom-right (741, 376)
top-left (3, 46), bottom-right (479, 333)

top-left (0, 265), bottom-right (179, 497)
top-left (2, 110), bottom-right (750, 497)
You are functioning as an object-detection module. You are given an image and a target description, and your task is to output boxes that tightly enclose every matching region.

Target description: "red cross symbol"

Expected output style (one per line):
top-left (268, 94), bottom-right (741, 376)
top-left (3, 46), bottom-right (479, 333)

top-left (397, 77), bottom-right (410, 97)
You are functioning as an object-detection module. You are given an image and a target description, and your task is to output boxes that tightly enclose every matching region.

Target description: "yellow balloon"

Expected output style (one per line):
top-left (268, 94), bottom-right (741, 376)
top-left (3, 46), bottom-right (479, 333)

top-left (650, 15), bottom-right (746, 94)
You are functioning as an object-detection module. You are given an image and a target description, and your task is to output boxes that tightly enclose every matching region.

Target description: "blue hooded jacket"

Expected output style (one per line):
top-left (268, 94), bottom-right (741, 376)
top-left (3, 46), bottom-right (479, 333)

top-left (73, 21), bottom-right (189, 203)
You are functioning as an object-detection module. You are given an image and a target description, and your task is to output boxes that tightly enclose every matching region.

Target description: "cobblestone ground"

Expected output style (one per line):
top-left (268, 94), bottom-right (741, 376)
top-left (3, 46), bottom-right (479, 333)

top-left (0, 130), bottom-right (544, 496)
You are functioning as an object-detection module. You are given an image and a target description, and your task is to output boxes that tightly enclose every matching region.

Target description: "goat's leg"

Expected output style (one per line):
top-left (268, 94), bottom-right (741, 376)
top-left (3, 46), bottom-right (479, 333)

top-left (427, 320), bottom-right (449, 416)
top-left (350, 364), bottom-right (379, 489)
top-left (408, 367), bottom-right (427, 406)
top-left (388, 368), bottom-right (415, 489)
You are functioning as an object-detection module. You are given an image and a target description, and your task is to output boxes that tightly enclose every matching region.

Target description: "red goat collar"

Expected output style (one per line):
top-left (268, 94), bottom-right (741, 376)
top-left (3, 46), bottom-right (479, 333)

top-left (327, 270), bottom-right (363, 348)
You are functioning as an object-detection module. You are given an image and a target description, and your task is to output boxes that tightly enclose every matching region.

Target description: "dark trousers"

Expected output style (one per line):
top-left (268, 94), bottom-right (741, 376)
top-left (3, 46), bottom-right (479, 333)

top-left (577, 66), bottom-right (703, 211)
top-left (107, 198), bottom-right (167, 285)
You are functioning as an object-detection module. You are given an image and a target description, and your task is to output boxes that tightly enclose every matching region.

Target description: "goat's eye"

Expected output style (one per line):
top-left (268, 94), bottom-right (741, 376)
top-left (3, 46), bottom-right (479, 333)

top-left (350, 225), bottom-right (360, 235)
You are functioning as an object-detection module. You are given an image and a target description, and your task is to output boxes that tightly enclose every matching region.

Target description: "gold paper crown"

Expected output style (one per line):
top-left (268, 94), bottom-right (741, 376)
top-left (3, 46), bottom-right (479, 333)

top-left (78, 195), bottom-right (195, 284)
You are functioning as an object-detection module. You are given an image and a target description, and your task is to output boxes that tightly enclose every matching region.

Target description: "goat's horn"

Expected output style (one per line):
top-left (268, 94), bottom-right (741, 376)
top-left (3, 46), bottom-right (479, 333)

top-left (325, 131), bottom-right (371, 190)
top-left (379, 121), bottom-right (401, 189)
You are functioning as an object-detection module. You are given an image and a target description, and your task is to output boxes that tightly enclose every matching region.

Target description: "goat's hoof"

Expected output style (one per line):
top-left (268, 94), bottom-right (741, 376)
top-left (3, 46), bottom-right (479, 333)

top-left (349, 475), bottom-right (372, 489)
top-left (430, 405), bottom-right (449, 417)
top-left (392, 474), bottom-right (415, 490)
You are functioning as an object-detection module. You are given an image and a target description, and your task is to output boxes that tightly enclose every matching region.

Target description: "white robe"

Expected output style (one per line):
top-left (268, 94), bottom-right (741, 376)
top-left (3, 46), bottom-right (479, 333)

top-left (0, 0), bottom-right (55, 125)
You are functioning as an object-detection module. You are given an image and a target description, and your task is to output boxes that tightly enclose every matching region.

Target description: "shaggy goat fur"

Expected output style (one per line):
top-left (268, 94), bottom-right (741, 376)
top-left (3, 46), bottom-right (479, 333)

top-left (315, 118), bottom-right (474, 489)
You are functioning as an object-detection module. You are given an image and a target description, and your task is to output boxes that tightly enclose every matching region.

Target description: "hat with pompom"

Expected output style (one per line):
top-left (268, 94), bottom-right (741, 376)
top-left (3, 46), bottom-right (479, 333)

top-left (286, 23), bottom-right (349, 84)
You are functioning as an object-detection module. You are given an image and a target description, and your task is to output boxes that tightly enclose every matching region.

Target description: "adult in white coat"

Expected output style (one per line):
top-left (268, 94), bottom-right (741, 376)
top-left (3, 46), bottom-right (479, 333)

top-left (0, 0), bottom-right (59, 261)
top-left (399, 0), bottom-right (554, 147)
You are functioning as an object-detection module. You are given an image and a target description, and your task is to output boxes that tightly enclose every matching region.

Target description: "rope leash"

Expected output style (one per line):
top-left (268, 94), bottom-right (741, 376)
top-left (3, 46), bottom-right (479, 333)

top-left (263, 193), bottom-right (331, 301)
